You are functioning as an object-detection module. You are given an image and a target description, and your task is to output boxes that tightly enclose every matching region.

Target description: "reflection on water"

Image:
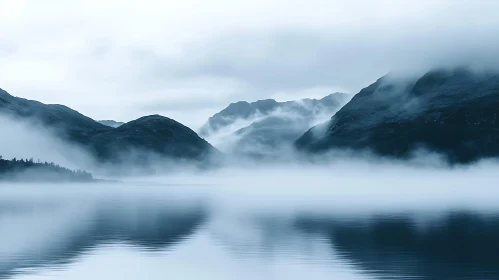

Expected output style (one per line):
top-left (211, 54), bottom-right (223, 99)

top-left (1, 184), bottom-right (499, 280)
top-left (296, 213), bottom-right (499, 280)
top-left (0, 192), bottom-right (206, 280)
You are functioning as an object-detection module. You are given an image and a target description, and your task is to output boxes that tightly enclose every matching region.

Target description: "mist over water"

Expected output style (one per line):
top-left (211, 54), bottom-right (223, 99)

top-left (1, 161), bottom-right (499, 280)
top-left (3, 1), bottom-right (499, 279)
top-left (2, 98), bottom-right (499, 279)
top-left (0, 116), bottom-right (95, 171)
top-left (2, 69), bottom-right (499, 280)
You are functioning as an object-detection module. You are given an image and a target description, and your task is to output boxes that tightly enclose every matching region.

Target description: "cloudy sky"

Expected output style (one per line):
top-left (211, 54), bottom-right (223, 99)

top-left (1, 0), bottom-right (499, 128)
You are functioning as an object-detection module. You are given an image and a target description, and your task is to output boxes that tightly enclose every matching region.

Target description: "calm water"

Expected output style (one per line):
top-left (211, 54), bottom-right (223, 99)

top-left (1, 176), bottom-right (499, 280)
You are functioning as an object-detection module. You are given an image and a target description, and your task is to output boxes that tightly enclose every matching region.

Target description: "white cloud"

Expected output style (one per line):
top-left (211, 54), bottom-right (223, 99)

top-left (1, 0), bottom-right (499, 128)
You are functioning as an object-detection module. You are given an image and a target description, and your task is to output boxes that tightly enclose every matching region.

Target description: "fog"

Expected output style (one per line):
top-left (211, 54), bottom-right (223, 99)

top-left (2, 158), bottom-right (499, 279)
top-left (201, 95), bottom-right (351, 157)
top-left (0, 114), bottom-right (95, 171)
top-left (0, 114), bottom-right (212, 177)
top-left (2, 0), bottom-right (499, 278)
top-left (0, 105), bottom-right (496, 179)
top-left (2, 70), bottom-right (499, 279)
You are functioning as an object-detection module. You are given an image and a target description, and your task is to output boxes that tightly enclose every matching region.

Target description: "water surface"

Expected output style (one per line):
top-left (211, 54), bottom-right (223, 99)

top-left (1, 173), bottom-right (499, 280)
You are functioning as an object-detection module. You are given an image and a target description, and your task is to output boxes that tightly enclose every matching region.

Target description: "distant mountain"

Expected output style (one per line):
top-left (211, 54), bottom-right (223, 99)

top-left (0, 89), bottom-right (219, 164)
top-left (98, 120), bottom-right (124, 128)
top-left (200, 93), bottom-right (351, 157)
top-left (0, 156), bottom-right (93, 182)
top-left (295, 68), bottom-right (499, 164)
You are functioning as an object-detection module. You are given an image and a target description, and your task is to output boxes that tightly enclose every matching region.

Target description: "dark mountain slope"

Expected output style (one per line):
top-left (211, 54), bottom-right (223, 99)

top-left (89, 115), bottom-right (218, 162)
top-left (295, 68), bottom-right (499, 163)
top-left (0, 88), bottom-right (110, 143)
top-left (0, 89), bottom-right (218, 163)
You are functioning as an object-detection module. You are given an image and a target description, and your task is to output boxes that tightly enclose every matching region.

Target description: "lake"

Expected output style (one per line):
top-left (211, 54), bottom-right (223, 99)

top-left (1, 165), bottom-right (499, 280)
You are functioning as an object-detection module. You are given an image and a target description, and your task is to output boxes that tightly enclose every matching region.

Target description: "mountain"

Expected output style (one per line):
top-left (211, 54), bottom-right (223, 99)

top-left (200, 93), bottom-right (351, 157)
top-left (200, 99), bottom-right (283, 136)
top-left (98, 120), bottom-right (124, 128)
top-left (0, 88), bottom-right (109, 144)
top-left (0, 88), bottom-right (218, 163)
top-left (295, 68), bottom-right (499, 163)
top-left (89, 115), bottom-right (218, 162)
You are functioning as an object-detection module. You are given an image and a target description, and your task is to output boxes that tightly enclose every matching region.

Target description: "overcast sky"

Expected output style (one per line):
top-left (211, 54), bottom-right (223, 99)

top-left (1, 0), bottom-right (499, 129)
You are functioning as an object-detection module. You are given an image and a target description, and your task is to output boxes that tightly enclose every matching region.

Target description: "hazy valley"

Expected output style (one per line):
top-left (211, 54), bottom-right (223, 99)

top-left (2, 67), bottom-right (499, 181)
top-left (2, 1), bottom-right (499, 277)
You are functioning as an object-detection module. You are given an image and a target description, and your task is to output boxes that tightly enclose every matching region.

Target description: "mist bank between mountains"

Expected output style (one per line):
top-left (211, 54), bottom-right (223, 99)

top-left (2, 66), bottom-right (499, 180)
top-left (199, 93), bottom-right (351, 158)
top-left (0, 87), bottom-right (222, 178)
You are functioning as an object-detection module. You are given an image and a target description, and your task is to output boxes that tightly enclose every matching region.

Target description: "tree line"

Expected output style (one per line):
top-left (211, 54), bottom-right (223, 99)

top-left (0, 156), bottom-right (93, 182)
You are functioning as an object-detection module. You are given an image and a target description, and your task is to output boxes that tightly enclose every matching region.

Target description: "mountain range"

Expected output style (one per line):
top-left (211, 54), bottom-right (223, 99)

top-left (295, 68), bottom-right (499, 164)
top-left (0, 88), bottom-right (218, 164)
top-left (200, 93), bottom-right (351, 157)
top-left (2, 66), bottom-right (499, 169)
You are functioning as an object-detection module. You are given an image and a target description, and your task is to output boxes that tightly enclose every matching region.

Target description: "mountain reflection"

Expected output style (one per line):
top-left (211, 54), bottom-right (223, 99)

top-left (295, 212), bottom-right (499, 280)
top-left (0, 198), bottom-right (206, 279)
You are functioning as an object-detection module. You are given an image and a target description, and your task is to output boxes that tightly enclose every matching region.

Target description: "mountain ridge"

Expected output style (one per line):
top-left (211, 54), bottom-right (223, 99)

top-left (200, 93), bottom-right (350, 136)
top-left (200, 93), bottom-right (351, 157)
top-left (295, 68), bottom-right (499, 163)
top-left (0, 89), bottom-right (219, 164)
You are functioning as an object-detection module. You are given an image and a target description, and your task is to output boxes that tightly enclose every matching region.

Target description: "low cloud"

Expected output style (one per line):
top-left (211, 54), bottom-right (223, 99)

top-left (1, 0), bottom-right (499, 128)
top-left (0, 114), bottom-right (95, 170)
